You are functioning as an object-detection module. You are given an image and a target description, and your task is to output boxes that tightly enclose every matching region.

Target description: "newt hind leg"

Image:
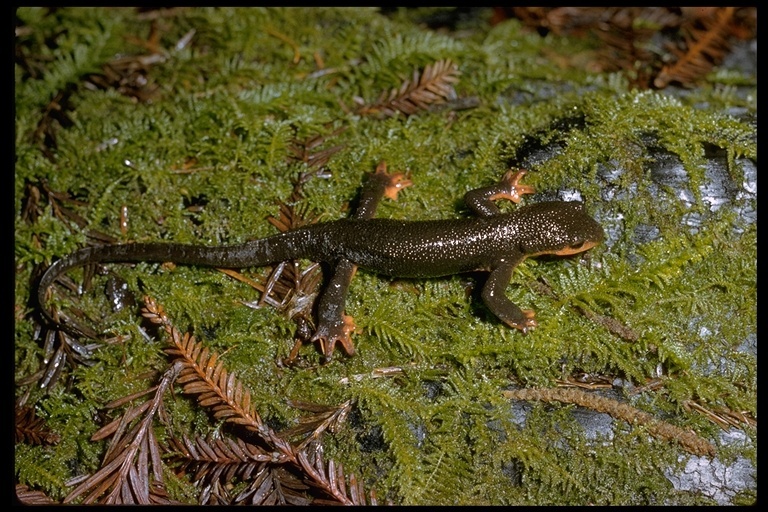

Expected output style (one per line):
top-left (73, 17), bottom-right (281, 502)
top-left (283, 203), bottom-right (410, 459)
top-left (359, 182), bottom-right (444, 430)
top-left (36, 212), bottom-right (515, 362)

top-left (312, 161), bottom-right (411, 360)
top-left (311, 259), bottom-right (358, 359)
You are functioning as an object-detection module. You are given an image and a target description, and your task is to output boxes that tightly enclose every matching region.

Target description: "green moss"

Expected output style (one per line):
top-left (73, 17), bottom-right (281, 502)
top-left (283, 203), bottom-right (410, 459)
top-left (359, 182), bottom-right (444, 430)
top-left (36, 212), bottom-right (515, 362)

top-left (15, 7), bottom-right (755, 505)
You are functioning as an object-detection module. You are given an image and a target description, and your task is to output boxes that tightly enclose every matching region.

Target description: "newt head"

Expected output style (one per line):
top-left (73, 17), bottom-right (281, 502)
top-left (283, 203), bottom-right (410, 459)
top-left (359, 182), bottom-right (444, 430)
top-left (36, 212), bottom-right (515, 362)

top-left (515, 201), bottom-right (604, 257)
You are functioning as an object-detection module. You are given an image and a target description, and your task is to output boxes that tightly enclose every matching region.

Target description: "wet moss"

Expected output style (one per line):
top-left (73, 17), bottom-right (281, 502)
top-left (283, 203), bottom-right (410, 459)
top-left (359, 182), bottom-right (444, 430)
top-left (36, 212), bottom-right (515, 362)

top-left (15, 7), bottom-right (755, 505)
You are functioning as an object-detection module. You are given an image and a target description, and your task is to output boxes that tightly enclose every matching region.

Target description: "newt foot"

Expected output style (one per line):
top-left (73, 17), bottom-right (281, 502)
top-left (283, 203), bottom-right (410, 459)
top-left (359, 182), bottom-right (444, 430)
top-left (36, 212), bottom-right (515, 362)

top-left (374, 161), bottom-right (413, 201)
top-left (508, 309), bottom-right (538, 334)
top-left (311, 314), bottom-right (357, 361)
top-left (490, 169), bottom-right (536, 204)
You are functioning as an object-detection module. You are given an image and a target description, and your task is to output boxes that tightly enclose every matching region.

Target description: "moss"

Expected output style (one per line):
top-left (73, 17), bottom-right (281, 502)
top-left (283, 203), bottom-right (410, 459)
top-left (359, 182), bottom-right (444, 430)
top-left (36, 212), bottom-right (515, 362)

top-left (15, 7), bottom-right (755, 505)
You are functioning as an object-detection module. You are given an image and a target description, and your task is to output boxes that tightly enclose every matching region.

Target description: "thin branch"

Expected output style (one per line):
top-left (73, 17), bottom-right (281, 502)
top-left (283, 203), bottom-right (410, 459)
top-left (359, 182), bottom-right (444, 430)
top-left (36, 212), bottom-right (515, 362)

top-left (503, 387), bottom-right (716, 457)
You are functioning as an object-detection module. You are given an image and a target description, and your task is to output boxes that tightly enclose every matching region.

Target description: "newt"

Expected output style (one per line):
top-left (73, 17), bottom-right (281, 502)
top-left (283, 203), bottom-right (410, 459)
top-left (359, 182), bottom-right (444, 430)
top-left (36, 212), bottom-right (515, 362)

top-left (37, 164), bottom-right (604, 360)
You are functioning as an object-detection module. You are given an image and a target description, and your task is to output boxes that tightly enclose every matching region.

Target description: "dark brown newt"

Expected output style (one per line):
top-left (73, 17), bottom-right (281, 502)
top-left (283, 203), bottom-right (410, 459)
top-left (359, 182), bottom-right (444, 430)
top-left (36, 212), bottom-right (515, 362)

top-left (37, 164), bottom-right (604, 360)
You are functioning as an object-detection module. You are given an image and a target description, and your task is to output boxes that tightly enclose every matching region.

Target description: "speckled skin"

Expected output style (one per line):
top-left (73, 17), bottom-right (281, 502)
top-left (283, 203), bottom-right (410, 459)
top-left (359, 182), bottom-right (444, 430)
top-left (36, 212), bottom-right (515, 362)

top-left (309, 202), bottom-right (602, 277)
top-left (37, 168), bottom-right (604, 359)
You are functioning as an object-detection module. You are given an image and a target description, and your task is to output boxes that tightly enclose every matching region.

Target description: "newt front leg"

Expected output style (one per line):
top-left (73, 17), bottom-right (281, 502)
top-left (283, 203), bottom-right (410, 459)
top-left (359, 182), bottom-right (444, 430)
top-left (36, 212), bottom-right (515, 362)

top-left (464, 169), bottom-right (535, 217)
top-left (481, 256), bottom-right (537, 332)
top-left (467, 170), bottom-right (538, 331)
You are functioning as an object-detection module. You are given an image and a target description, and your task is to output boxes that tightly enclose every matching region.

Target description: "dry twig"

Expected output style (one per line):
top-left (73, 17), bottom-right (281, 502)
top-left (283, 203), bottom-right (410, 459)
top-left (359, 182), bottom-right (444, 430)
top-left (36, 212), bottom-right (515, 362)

top-left (503, 387), bottom-right (716, 457)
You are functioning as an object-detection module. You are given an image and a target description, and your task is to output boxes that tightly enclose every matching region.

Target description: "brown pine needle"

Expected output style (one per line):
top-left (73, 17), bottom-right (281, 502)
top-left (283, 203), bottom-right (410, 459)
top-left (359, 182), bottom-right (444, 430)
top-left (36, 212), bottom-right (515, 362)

top-left (654, 7), bottom-right (738, 88)
top-left (358, 59), bottom-right (460, 118)
top-left (265, 26), bottom-right (301, 64)
top-left (140, 296), bottom-right (377, 504)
